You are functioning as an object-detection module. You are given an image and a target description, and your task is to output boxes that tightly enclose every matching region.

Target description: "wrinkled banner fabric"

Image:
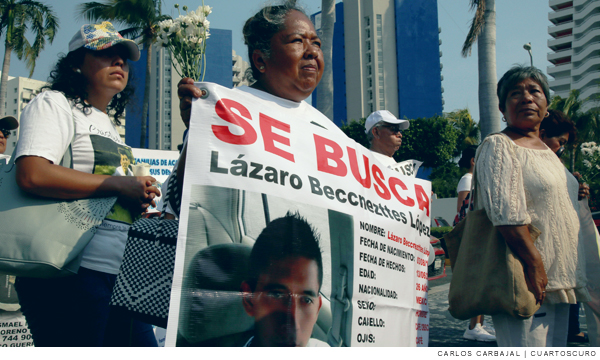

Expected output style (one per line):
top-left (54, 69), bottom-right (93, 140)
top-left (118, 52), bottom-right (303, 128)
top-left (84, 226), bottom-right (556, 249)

top-left (165, 83), bottom-right (432, 347)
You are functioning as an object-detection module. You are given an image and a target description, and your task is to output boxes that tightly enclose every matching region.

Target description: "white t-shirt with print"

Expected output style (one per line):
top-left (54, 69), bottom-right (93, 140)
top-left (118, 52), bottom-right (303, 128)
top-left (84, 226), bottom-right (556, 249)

top-left (15, 90), bottom-right (138, 274)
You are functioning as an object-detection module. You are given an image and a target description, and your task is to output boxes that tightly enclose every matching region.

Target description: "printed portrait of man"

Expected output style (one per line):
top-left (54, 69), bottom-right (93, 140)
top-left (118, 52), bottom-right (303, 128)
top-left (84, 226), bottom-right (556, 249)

top-left (240, 212), bottom-right (329, 347)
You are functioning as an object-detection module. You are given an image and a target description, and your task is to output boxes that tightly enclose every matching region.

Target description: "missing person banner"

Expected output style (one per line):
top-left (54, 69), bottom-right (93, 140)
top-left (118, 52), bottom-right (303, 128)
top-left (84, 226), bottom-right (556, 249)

top-left (165, 83), bottom-right (431, 347)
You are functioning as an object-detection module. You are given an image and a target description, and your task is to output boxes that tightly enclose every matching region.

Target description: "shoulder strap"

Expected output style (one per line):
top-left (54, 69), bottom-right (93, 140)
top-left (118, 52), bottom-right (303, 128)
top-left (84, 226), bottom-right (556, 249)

top-left (58, 100), bottom-right (78, 169)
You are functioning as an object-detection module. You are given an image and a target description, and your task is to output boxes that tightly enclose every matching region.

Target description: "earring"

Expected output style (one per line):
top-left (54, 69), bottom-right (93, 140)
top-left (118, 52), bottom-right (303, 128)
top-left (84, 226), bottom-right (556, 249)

top-left (74, 68), bottom-right (81, 74)
top-left (259, 66), bottom-right (265, 70)
top-left (502, 116), bottom-right (507, 122)
top-left (545, 112), bottom-right (550, 118)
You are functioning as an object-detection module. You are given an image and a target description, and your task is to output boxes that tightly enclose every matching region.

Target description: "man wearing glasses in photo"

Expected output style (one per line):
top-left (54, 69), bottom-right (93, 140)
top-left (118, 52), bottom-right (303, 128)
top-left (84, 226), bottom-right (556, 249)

top-left (0, 115), bottom-right (19, 164)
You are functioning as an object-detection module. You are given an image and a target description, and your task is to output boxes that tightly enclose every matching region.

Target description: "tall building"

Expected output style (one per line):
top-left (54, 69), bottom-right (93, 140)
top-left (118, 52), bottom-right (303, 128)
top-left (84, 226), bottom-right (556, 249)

top-left (2, 76), bottom-right (47, 155)
top-left (126, 28), bottom-right (234, 150)
top-left (232, 49), bottom-right (251, 88)
top-left (547, 0), bottom-right (600, 113)
top-left (312, 0), bottom-right (444, 126)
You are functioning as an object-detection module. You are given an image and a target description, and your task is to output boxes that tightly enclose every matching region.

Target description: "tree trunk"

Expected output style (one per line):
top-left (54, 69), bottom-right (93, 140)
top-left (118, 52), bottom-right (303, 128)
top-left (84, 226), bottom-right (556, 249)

top-left (140, 41), bottom-right (152, 148)
top-left (477, 0), bottom-right (500, 139)
top-left (0, 45), bottom-right (12, 117)
top-left (316, 0), bottom-right (334, 121)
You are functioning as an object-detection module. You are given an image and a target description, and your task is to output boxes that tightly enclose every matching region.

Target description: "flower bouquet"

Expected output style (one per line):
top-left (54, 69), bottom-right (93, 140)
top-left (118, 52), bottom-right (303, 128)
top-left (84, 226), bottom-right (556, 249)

top-left (580, 142), bottom-right (600, 183)
top-left (156, 2), bottom-right (211, 81)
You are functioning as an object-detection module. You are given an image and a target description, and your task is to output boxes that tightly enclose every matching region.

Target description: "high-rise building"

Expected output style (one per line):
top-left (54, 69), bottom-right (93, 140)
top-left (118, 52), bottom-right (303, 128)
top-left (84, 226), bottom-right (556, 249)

top-left (547, 0), bottom-right (600, 113)
top-left (312, 0), bottom-right (444, 126)
top-left (126, 28), bottom-right (234, 150)
top-left (233, 50), bottom-right (251, 88)
top-left (2, 75), bottom-right (47, 155)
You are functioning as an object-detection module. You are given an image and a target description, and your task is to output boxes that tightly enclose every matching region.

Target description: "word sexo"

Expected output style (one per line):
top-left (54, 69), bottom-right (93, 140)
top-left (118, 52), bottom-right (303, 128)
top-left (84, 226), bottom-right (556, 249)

top-left (209, 98), bottom-right (430, 216)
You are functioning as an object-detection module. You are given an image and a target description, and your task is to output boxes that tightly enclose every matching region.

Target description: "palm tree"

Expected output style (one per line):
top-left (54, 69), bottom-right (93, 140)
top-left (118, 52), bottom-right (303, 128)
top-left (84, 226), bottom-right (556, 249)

top-left (78, 0), bottom-right (169, 148)
top-left (461, 0), bottom-right (500, 139)
top-left (0, 0), bottom-right (58, 116)
top-left (550, 90), bottom-right (600, 171)
top-left (447, 108), bottom-right (480, 151)
top-left (316, 0), bottom-right (334, 121)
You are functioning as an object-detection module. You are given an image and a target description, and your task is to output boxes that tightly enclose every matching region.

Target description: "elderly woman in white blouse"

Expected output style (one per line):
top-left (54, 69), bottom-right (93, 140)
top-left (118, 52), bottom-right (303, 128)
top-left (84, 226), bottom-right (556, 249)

top-left (475, 65), bottom-right (589, 347)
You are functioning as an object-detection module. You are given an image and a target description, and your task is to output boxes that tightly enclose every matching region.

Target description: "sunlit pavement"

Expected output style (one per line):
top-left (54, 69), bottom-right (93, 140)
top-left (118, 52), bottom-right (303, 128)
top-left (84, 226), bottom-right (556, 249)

top-left (427, 268), bottom-right (591, 347)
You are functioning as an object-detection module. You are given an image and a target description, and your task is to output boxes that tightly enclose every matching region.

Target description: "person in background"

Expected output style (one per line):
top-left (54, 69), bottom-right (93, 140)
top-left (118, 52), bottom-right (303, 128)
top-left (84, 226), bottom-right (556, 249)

top-left (539, 109), bottom-right (591, 344)
top-left (454, 145), bottom-right (496, 342)
top-left (0, 115), bottom-right (19, 163)
top-left (364, 110), bottom-right (410, 169)
top-left (476, 65), bottom-right (589, 347)
top-left (13, 22), bottom-right (160, 346)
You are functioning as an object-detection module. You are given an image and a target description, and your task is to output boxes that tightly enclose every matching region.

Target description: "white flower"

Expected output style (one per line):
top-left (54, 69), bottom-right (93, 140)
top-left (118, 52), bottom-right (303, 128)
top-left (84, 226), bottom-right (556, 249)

top-left (583, 160), bottom-right (592, 168)
top-left (582, 148), bottom-right (593, 156)
top-left (203, 5), bottom-right (212, 15)
top-left (203, 19), bottom-right (210, 29)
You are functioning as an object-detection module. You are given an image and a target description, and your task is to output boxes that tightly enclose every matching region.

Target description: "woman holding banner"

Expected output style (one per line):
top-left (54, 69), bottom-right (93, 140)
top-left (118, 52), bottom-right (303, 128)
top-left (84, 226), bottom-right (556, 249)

top-left (174, 0), bottom-right (331, 198)
top-left (474, 65), bottom-right (589, 346)
top-left (13, 22), bottom-right (160, 346)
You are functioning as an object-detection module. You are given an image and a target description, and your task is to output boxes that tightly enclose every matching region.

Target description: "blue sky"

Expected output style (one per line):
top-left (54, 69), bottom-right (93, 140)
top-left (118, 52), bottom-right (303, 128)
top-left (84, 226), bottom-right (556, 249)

top-left (5, 0), bottom-right (551, 123)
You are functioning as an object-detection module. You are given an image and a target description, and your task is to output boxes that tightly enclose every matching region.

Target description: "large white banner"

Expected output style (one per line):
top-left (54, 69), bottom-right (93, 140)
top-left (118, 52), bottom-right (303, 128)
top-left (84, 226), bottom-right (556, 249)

top-left (165, 83), bottom-right (431, 347)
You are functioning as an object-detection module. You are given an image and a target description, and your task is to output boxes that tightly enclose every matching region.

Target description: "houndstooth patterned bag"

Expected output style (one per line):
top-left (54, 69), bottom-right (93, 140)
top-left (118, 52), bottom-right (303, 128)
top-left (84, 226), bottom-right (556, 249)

top-left (110, 169), bottom-right (181, 328)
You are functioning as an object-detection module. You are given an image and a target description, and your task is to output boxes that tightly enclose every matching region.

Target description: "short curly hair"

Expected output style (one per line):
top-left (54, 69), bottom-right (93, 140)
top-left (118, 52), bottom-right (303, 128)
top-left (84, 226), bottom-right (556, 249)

top-left (42, 47), bottom-right (134, 126)
top-left (242, 0), bottom-right (308, 82)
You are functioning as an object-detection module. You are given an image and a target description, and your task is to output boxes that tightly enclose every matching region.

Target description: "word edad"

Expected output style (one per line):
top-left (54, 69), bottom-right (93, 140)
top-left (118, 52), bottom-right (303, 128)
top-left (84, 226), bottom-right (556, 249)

top-left (358, 284), bottom-right (398, 299)
top-left (356, 333), bottom-right (375, 344)
top-left (210, 97), bottom-right (430, 215)
top-left (358, 317), bottom-right (385, 327)
top-left (359, 268), bottom-right (376, 280)
top-left (357, 301), bottom-right (376, 311)
top-left (135, 158), bottom-right (177, 167)
top-left (210, 151), bottom-right (303, 189)
top-left (359, 222), bottom-right (386, 237)
top-left (309, 177), bottom-right (411, 223)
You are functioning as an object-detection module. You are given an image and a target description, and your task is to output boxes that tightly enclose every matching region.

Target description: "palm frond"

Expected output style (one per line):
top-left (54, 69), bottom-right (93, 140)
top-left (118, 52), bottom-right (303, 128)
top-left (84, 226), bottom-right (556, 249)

top-left (461, 0), bottom-right (486, 57)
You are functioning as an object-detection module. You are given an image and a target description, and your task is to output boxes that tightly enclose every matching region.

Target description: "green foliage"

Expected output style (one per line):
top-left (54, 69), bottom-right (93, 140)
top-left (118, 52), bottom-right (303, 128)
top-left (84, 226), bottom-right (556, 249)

top-left (430, 162), bottom-right (464, 198)
top-left (431, 226), bottom-right (453, 239)
top-left (446, 108), bottom-right (480, 156)
top-left (341, 115), bottom-right (463, 199)
top-left (340, 118), bottom-right (369, 149)
top-left (394, 116), bottom-right (460, 168)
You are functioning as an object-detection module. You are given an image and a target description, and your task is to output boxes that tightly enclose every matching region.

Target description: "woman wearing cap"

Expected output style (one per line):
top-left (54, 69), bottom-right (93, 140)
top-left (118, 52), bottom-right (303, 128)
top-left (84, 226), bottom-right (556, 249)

top-left (13, 22), bottom-right (160, 346)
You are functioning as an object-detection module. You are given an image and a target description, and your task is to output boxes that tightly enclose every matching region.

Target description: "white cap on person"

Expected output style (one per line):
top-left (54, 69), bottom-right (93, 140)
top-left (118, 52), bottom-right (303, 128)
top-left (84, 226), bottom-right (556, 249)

top-left (364, 110), bottom-right (410, 134)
